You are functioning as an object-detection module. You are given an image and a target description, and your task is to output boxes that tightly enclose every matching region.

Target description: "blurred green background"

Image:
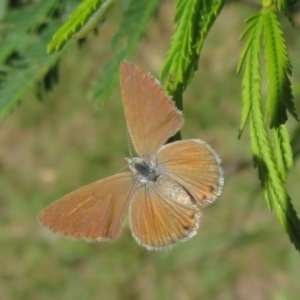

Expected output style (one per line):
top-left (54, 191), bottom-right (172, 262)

top-left (1, 2), bottom-right (300, 300)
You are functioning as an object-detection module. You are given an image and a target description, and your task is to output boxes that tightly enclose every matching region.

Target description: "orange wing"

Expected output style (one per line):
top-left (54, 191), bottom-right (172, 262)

top-left (129, 177), bottom-right (200, 251)
top-left (119, 61), bottom-right (183, 159)
top-left (38, 173), bottom-right (136, 241)
top-left (156, 139), bottom-right (223, 207)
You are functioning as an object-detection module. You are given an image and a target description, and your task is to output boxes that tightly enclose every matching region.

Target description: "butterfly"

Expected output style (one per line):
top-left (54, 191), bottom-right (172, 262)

top-left (38, 61), bottom-right (224, 251)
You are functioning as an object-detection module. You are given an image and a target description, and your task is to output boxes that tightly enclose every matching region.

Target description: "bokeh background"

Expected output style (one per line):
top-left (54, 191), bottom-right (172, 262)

top-left (1, 1), bottom-right (300, 299)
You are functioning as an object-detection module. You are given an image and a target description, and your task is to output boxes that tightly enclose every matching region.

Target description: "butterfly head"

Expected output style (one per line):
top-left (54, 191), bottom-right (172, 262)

top-left (126, 157), bottom-right (160, 183)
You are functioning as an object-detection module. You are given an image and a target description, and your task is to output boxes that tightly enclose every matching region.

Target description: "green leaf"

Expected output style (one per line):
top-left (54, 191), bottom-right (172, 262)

top-left (239, 8), bottom-right (300, 252)
top-left (73, 0), bottom-right (116, 40)
top-left (0, 0), bottom-right (60, 63)
top-left (0, 24), bottom-right (70, 121)
top-left (262, 9), bottom-right (298, 128)
top-left (1, 0), bottom-right (61, 34)
top-left (195, 0), bottom-right (226, 53)
top-left (0, 0), bottom-right (69, 121)
top-left (161, 0), bottom-right (200, 88)
top-left (161, 0), bottom-right (225, 111)
top-left (47, 0), bottom-right (117, 54)
top-left (237, 13), bottom-right (260, 72)
top-left (277, 0), bottom-right (298, 24)
top-left (250, 71), bottom-right (300, 251)
top-left (237, 13), bottom-right (263, 137)
top-left (272, 125), bottom-right (293, 181)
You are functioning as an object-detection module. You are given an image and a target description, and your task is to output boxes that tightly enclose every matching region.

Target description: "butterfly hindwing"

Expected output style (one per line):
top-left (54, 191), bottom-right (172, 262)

top-left (157, 139), bottom-right (223, 207)
top-left (129, 176), bottom-right (200, 251)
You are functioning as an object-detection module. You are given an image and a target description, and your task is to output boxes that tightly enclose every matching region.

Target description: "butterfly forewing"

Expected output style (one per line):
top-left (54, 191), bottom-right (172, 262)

top-left (38, 173), bottom-right (136, 241)
top-left (129, 177), bottom-right (200, 251)
top-left (120, 61), bottom-right (184, 159)
top-left (157, 139), bottom-right (224, 206)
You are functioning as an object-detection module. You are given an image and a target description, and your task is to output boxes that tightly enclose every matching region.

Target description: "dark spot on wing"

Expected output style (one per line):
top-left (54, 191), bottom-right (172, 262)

top-left (208, 185), bottom-right (215, 193)
top-left (182, 224), bottom-right (192, 231)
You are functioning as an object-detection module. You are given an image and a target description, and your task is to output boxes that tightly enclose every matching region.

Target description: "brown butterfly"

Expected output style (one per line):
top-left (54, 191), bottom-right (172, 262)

top-left (38, 61), bottom-right (223, 251)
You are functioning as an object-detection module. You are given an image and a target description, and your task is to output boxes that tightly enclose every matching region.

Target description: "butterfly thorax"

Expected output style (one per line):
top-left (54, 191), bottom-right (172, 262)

top-left (127, 157), bottom-right (159, 183)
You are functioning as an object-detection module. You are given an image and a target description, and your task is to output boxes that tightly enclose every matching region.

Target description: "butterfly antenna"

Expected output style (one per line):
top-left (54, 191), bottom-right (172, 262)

top-left (127, 127), bottom-right (133, 158)
top-left (116, 127), bottom-right (132, 174)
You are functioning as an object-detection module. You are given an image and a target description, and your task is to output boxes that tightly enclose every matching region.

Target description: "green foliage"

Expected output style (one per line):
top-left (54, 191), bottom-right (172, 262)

top-left (263, 8), bottom-right (298, 127)
top-left (47, 0), bottom-right (117, 53)
top-left (0, 0), bottom-right (68, 121)
top-left (160, 0), bottom-right (226, 108)
top-left (159, 0), bottom-right (225, 141)
top-left (237, 3), bottom-right (300, 251)
top-left (91, 0), bottom-right (159, 103)
top-left (47, 0), bottom-right (159, 103)
top-left (0, 0), bottom-right (158, 118)
top-left (277, 0), bottom-right (298, 23)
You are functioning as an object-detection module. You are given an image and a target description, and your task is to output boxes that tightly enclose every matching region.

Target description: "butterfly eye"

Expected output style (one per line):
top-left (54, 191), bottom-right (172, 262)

top-left (73, 0), bottom-right (116, 40)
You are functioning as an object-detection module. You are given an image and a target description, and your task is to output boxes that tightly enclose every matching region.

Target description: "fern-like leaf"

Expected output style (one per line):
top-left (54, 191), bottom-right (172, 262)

top-left (239, 8), bottom-right (300, 252)
top-left (195, 0), bottom-right (226, 53)
top-left (277, 0), bottom-right (298, 24)
top-left (272, 125), bottom-right (293, 181)
top-left (73, 0), bottom-right (116, 40)
top-left (237, 13), bottom-right (262, 137)
top-left (241, 13), bottom-right (264, 173)
top-left (0, 0), bottom-right (68, 121)
top-left (237, 13), bottom-right (261, 72)
top-left (262, 9), bottom-right (298, 128)
top-left (161, 0), bottom-right (225, 111)
top-left (47, 0), bottom-right (116, 54)
top-left (250, 68), bottom-right (300, 251)
top-left (0, 24), bottom-right (70, 121)
top-left (160, 0), bottom-right (200, 89)
top-left (0, 0), bottom-right (60, 63)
